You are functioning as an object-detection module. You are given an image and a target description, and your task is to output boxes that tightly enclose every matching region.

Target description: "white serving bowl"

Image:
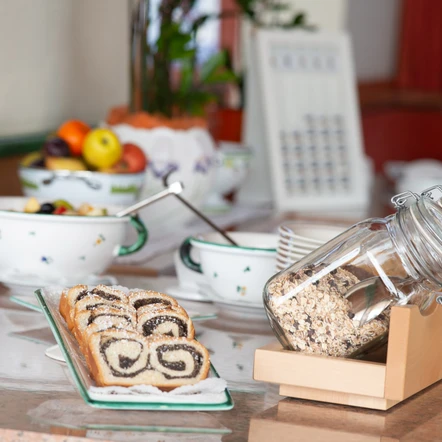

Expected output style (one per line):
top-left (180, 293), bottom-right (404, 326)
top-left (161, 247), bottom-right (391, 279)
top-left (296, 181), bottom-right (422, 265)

top-left (173, 250), bottom-right (208, 292)
top-left (276, 254), bottom-right (305, 270)
top-left (277, 236), bottom-right (323, 249)
top-left (108, 124), bottom-right (216, 234)
top-left (276, 248), bottom-right (308, 260)
top-left (19, 167), bottom-right (145, 205)
top-left (0, 197), bottom-right (148, 285)
top-left (278, 223), bottom-right (347, 246)
top-left (277, 240), bottom-right (317, 255)
top-left (276, 252), bottom-right (307, 263)
top-left (179, 232), bottom-right (278, 306)
top-left (204, 142), bottom-right (253, 211)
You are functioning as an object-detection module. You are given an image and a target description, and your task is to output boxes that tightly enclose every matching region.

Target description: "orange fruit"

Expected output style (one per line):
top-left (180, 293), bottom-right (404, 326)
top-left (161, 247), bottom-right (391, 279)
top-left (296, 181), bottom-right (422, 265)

top-left (57, 120), bottom-right (90, 156)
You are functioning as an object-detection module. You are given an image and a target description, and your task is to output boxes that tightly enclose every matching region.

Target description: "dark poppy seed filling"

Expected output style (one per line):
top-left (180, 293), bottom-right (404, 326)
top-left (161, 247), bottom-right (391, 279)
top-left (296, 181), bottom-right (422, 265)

top-left (119, 355), bottom-right (138, 369)
top-left (156, 344), bottom-right (203, 379)
top-left (75, 290), bottom-right (89, 303)
top-left (91, 289), bottom-right (122, 302)
top-left (88, 313), bottom-right (132, 326)
top-left (141, 316), bottom-right (188, 337)
top-left (75, 289), bottom-right (122, 305)
top-left (100, 337), bottom-right (152, 377)
top-left (133, 298), bottom-right (171, 310)
top-left (86, 303), bottom-right (125, 311)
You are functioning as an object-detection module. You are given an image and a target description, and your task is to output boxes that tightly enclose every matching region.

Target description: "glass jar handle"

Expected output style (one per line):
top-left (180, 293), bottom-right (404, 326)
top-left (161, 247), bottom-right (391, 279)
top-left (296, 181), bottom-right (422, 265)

top-left (392, 185), bottom-right (442, 209)
top-left (391, 191), bottom-right (419, 209)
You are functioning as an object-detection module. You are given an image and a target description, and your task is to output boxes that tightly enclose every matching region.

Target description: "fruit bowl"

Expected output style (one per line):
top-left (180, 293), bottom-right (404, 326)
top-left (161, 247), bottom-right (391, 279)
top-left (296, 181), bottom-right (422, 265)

top-left (0, 197), bottom-right (148, 285)
top-left (18, 167), bottom-right (145, 205)
top-left (18, 120), bottom-right (149, 205)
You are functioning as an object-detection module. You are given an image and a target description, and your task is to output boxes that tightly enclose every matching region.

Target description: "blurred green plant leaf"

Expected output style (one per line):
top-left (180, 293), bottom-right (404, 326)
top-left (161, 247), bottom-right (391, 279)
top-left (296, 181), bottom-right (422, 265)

top-left (179, 60), bottom-right (193, 94)
top-left (157, 23), bottom-right (195, 60)
top-left (269, 2), bottom-right (290, 11)
top-left (188, 90), bottom-right (217, 116)
top-left (235, 0), bottom-right (256, 20)
top-left (292, 12), bottom-right (306, 25)
top-left (203, 69), bottom-right (238, 85)
top-left (191, 14), bottom-right (210, 34)
top-left (200, 51), bottom-right (228, 83)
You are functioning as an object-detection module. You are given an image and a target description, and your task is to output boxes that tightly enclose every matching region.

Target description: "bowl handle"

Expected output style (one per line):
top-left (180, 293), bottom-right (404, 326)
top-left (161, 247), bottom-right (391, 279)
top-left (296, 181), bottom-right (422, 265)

top-left (117, 215), bottom-right (148, 256)
top-left (179, 237), bottom-right (202, 273)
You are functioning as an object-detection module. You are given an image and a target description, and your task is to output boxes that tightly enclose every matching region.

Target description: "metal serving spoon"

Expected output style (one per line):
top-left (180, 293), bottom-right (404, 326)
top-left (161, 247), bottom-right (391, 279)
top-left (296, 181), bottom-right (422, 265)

top-left (343, 276), bottom-right (401, 326)
top-left (344, 275), bottom-right (442, 326)
top-left (115, 181), bottom-right (184, 218)
top-left (161, 170), bottom-right (239, 246)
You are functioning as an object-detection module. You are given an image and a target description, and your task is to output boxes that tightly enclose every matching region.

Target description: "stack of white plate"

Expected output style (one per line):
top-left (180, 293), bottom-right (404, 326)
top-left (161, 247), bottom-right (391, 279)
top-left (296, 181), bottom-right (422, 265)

top-left (276, 222), bottom-right (347, 272)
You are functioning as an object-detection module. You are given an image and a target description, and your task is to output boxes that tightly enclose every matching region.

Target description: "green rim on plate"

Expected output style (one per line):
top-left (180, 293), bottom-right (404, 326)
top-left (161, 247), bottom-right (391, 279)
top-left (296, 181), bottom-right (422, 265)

top-left (34, 288), bottom-right (233, 411)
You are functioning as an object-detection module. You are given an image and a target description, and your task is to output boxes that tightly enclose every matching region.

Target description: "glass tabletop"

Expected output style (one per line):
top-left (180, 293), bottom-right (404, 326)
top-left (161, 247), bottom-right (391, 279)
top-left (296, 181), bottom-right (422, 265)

top-left (0, 283), bottom-right (280, 441)
top-left (2, 280), bottom-right (442, 442)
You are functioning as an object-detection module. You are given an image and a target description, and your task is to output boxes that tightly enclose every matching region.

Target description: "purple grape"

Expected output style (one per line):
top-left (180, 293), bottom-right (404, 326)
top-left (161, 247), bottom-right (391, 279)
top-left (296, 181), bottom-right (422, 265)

top-left (30, 157), bottom-right (45, 168)
top-left (43, 137), bottom-right (71, 157)
top-left (37, 203), bottom-right (55, 214)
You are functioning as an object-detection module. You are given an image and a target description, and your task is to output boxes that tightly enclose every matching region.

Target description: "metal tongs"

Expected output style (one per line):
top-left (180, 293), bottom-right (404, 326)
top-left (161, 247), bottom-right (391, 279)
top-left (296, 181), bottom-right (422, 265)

top-left (115, 181), bottom-right (184, 217)
top-left (161, 171), bottom-right (238, 246)
top-left (114, 171), bottom-right (239, 246)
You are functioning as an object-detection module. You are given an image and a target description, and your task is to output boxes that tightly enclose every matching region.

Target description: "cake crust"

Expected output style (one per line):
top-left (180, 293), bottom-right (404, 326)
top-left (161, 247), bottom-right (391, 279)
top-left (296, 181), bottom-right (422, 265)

top-left (58, 284), bottom-right (210, 389)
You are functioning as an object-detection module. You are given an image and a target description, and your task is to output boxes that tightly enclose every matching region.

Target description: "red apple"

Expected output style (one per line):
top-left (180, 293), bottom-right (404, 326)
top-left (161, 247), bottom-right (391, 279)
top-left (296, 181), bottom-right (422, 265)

top-left (103, 143), bottom-right (147, 173)
top-left (123, 143), bottom-right (147, 172)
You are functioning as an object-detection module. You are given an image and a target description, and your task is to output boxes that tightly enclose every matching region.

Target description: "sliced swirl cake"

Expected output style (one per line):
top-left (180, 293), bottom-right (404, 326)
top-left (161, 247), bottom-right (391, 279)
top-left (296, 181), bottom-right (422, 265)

top-left (59, 284), bottom-right (211, 389)
top-left (60, 284), bottom-right (129, 330)
top-left (74, 306), bottom-right (136, 350)
top-left (86, 328), bottom-right (210, 388)
top-left (137, 306), bottom-right (195, 339)
top-left (128, 290), bottom-right (178, 311)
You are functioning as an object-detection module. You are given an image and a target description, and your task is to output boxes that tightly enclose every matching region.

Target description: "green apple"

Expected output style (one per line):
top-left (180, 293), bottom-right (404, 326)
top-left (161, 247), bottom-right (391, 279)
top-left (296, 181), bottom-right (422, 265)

top-left (82, 128), bottom-right (122, 169)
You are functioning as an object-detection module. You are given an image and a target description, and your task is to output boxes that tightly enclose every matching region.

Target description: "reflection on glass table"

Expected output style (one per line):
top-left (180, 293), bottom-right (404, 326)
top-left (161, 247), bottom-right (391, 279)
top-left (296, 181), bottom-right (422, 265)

top-left (196, 314), bottom-right (275, 394)
top-left (28, 398), bottom-right (231, 436)
top-left (249, 382), bottom-right (442, 442)
top-left (0, 285), bottom-right (281, 439)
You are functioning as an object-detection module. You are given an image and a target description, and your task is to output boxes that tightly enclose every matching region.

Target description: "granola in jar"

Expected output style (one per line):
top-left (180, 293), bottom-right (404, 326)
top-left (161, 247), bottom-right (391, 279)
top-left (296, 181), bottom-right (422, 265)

top-left (266, 264), bottom-right (390, 357)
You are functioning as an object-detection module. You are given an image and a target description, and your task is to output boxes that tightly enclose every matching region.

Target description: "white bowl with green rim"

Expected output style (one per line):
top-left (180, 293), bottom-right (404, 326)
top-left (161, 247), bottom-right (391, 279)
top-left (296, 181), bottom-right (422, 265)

top-left (19, 167), bottom-right (145, 205)
top-left (0, 197), bottom-right (148, 285)
top-left (179, 232), bottom-right (278, 307)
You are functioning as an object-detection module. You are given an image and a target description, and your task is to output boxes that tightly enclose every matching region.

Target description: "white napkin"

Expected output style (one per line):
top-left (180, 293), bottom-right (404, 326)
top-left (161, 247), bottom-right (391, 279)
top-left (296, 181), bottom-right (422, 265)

top-left (88, 378), bottom-right (228, 404)
top-left (42, 285), bottom-right (229, 405)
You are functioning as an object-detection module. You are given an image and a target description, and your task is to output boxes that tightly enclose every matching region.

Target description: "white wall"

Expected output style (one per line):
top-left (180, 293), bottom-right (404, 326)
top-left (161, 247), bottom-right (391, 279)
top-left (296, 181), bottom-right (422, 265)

top-left (70, 0), bottom-right (130, 124)
top-left (0, 0), bottom-right (401, 138)
top-left (0, 0), bottom-right (73, 137)
top-left (346, 0), bottom-right (402, 81)
top-left (289, 0), bottom-right (348, 30)
top-left (0, 0), bottom-right (130, 138)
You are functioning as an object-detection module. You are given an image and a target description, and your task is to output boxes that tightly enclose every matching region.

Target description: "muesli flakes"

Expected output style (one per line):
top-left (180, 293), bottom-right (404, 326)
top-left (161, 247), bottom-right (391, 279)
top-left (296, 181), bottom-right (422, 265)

top-left (267, 265), bottom-right (390, 357)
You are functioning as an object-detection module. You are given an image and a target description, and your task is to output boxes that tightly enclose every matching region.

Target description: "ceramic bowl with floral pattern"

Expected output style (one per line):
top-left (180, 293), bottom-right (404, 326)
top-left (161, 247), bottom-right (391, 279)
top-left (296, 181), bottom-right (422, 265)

top-left (179, 232), bottom-right (278, 307)
top-left (19, 167), bottom-right (145, 205)
top-left (0, 197), bottom-right (148, 285)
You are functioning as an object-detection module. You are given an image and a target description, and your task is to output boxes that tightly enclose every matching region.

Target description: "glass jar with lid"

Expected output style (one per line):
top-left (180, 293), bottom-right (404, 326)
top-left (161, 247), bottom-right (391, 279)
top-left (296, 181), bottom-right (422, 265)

top-left (263, 186), bottom-right (442, 358)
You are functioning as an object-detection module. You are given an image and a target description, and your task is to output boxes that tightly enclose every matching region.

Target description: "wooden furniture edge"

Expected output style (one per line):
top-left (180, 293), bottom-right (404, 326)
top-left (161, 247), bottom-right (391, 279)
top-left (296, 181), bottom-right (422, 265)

top-left (279, 384), bottom-right (399, 411)
top-left (254, 343), bottom-right (386, 397)
top-left (254, 304), bottom-right (442, 409)
top-left (385, 304), bottom-right (442, 401)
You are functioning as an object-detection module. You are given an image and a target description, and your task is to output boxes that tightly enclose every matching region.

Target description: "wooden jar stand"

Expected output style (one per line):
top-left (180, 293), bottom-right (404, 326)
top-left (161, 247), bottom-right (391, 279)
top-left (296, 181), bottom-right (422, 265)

top-left (254, 305), bottom-right (442, 410)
